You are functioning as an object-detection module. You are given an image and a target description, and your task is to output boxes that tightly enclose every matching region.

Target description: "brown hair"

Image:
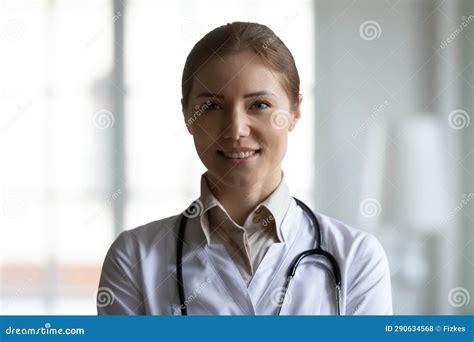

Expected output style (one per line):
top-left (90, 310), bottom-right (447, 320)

top-left (181, 21), bottom-right (300, 115)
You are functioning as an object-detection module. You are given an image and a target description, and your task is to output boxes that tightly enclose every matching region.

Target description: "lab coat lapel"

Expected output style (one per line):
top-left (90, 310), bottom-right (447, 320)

top-left (203, 244), bottom-right (255, 314)
top-left (246, 199), bottom-right (301, 312)
top-left (249, 200), bottom-right (331, 314)
top-left (172, 215), bottom-right (254, 315)
top-left (246, 241), bottom-right (287, 307)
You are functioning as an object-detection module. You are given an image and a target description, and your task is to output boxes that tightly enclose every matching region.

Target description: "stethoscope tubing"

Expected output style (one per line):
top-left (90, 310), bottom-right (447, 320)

top-left (177, 197), bottom-right (342, 315)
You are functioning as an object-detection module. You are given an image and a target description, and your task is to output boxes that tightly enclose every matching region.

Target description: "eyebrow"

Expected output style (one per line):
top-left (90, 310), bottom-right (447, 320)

top-left (196, 91), bottom-right (277, 99)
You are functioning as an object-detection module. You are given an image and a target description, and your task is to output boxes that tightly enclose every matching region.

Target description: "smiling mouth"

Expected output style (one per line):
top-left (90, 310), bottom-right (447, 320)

top-left (217, 149), bottom-right (261, 159)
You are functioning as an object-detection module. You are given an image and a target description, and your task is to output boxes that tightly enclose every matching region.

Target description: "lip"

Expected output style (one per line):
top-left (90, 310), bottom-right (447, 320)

top-left (217, 147), bottom-right (261, 153)
top-left (217, 149), bottom-right (261, 165)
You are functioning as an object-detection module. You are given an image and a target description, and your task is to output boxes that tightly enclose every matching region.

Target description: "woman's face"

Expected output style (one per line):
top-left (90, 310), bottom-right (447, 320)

top-left (184, 50), bottom-right (301, 189)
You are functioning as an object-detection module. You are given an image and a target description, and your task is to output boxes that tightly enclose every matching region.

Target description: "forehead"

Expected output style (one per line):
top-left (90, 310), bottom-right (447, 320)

top-left (191, 50), bottom-right (286, 97)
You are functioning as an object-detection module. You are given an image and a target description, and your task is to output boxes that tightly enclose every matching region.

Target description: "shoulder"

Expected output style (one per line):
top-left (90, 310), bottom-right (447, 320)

top-left (128, 214), bottom-right (181, 243)
top-left (312, 210), bottom-right (391, 289)
top-left (312, 211), bottom-right (393, 314)
top-left (314, 211), bottom-right (386, 263)
top-left (106, 213), bottom-right (182, 259)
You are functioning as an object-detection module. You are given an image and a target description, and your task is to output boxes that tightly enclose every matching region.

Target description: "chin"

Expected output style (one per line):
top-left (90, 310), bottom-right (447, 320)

top-left (209, 168), bottom-right (262, 188)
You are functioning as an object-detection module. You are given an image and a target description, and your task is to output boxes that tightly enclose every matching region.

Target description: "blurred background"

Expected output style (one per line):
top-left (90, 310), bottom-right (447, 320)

top-left (0, 0), bottom-right (472, 315)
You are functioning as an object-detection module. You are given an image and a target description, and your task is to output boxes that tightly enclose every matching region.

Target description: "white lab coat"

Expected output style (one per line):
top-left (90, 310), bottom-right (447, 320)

top-left (97, 199), bottom-right (393, 315)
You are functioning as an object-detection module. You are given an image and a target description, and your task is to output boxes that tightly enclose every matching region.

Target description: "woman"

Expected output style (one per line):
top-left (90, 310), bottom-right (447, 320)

top-left (97, 22), bottom-right (393, 315)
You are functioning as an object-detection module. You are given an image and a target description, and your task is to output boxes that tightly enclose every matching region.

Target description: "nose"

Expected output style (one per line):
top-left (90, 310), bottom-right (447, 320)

top-left (223, 107), bottom-right (250, 140)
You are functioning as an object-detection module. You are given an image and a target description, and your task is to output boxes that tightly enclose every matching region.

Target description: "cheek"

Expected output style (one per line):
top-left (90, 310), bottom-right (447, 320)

top-left (262, 130), bottom-right (288, 158)
top-left (192, 126), bottom-right (219, 164)
top-left (193, 136), bottom-right (213, 158)
top-left (244, 130), bottom-right (287, 174)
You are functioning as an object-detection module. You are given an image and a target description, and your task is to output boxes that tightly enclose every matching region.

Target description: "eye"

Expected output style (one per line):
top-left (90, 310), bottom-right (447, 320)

top-left (203, 101), bottom-right (222, 111)
top-left (252, 101), bottom-right (271, 111)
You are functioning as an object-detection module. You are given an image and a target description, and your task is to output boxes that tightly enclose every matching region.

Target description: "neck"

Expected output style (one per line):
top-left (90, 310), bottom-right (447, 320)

top-left (205, 169), bottom-right (283, 226)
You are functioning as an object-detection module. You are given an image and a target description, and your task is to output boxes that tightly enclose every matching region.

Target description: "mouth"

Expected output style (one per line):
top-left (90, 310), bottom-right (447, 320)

top-left (216, 148), bottom-right (261, 162)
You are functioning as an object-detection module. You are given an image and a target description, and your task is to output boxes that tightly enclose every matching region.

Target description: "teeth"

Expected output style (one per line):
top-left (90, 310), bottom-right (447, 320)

top-left (222, 150), bottom-right (257, 159)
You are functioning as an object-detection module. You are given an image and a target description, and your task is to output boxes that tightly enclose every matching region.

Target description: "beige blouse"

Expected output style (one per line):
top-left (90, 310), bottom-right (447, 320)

top-left (199, 171), bottom-right (292, 286)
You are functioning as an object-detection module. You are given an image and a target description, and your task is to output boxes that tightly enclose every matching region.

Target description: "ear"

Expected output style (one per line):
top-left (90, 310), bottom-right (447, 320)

top-left (181, 98), bottom-right (193, 135)
top-left (288, 94), bottom-right (303, 132)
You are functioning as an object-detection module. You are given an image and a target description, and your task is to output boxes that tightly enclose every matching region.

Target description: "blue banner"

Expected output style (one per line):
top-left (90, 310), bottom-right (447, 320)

top-left (1, 315), bottom-right (473, 341)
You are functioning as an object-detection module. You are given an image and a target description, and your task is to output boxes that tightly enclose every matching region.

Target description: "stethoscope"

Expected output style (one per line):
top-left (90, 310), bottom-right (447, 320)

top-left (176, 197), bottom-right (342, 315)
